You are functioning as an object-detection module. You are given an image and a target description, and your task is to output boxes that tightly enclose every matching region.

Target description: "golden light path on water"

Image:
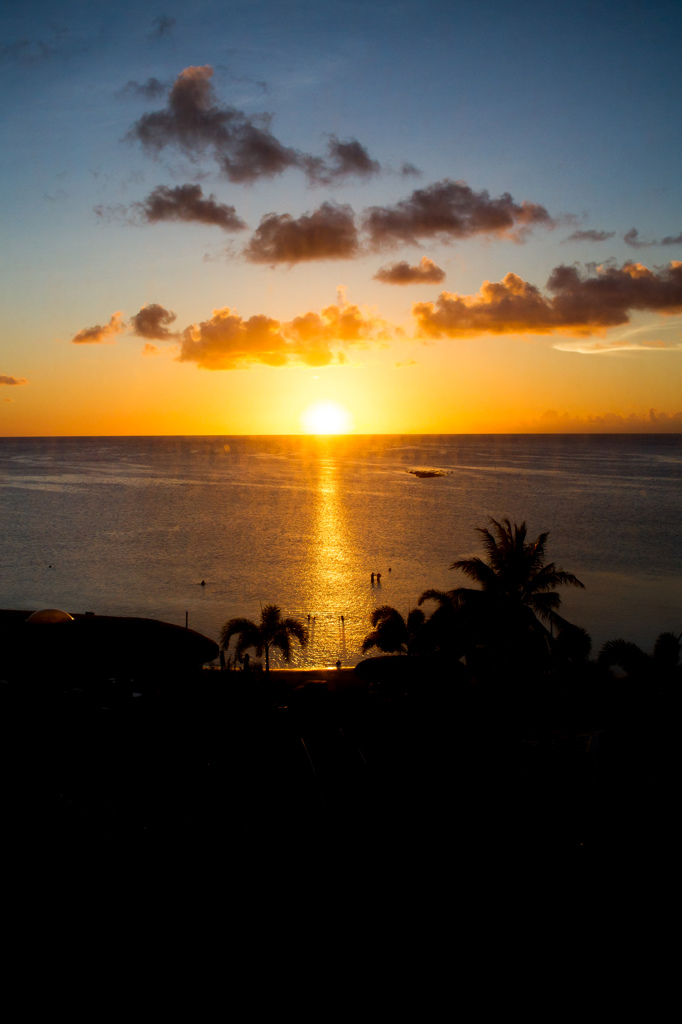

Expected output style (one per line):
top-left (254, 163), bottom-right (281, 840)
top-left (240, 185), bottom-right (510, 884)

top-left (298, 454), bottom-right (355, 667)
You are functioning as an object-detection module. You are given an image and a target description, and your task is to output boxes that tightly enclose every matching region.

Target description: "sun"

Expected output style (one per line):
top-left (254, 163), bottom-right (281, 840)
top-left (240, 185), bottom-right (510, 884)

top-left (301, 401), bottom-right (351, 434)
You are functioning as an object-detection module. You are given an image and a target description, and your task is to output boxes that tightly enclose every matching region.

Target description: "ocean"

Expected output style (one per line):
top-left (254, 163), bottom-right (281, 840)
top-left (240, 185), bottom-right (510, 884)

top-left (1, 434), bottom-right (680, 668)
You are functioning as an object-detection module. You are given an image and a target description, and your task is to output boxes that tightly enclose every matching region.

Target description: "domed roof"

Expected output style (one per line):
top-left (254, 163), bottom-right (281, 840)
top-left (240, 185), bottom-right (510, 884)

top-left (25, 608), bottom-right (74, 624)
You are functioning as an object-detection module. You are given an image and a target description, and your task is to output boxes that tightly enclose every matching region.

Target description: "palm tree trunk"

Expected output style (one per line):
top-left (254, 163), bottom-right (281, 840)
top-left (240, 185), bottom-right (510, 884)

top-left (265, 643), bottom-right (270, 674)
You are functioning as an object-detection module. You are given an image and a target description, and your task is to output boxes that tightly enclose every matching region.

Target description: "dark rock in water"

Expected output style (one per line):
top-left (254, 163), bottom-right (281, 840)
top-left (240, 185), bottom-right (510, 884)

top-left (407, 468), bottom-right (450, 478)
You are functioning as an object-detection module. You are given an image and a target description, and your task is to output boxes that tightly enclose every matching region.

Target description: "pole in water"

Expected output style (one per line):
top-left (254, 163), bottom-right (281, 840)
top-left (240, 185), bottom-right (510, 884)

top-left (185, 611), bottom-right (188, 629)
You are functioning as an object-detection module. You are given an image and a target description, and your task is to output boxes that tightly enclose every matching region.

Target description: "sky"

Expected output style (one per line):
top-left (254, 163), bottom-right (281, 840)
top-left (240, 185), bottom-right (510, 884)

top-left (1, 0), bottom-right (682, 435)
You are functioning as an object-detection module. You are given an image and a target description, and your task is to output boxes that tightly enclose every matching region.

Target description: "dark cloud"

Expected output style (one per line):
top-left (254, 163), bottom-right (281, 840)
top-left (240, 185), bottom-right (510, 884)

top-left (149, 16), bottom-right (176, 40)
top-left (563, 229), bottom-right (615, 243)
top-left (304, 137), bottom-right (380, 185)
top-left (400, 162), bottom-right (422, 177)
top-left (661, 232), bottom-right (682, 245)
top-left (71, 312), bottom-right (126, 344)
top-left (127, 66), bottom-right (380, 185)
top-left (178, 297), bottom-right (393, 369)
top-left (413, 260), bottom-right (682, 337)
top-left (0, 375), bottom-right (27, 386)
top-left (134, 184), bottom-right (246, 231)
top-left (374, 256), bottom-right (445, 285)
top-left (244, 202), bottom-right (359, 263)
top-left (130, 304), bottom-right (178, 340)
top-left (363, 179), bottom-right (554, 247)
top-left (128, 65), bottom-right (299, 183)
top-left (624, 228), bottom-right (657, 248)
top-left (119, 78), bottom-right (167, 100)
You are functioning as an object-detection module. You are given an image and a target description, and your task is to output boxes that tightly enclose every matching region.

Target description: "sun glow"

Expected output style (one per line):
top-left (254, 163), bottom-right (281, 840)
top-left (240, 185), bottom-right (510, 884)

top-left (301, 401), bottom-right (351, 434)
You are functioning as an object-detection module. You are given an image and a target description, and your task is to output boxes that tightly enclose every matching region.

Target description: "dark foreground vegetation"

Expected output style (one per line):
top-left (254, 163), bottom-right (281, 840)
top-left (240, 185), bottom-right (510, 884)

top-left (0, 654), bottom-right (677, 859)
top-left (0, 520), bottom-right (677, 859)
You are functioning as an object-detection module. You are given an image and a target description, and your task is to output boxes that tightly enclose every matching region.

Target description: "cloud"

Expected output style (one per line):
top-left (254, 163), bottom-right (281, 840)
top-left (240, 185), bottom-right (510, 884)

top-left (563, 229), bottom-right (615, 243)
top-left (0, 25), bottom-right (72, 65)
top-left (413, 261), bottom-right (682, 338)
top-left (553, 338), bottom-right (678, 354)
top-left (624, 228), bottom-right (657, 248)
top-left (149, 16), bottom-right (176, 40)
top-left (244, 202), bottom-right (359, 263)
top-left (400, 163), bottom-right (422, 177)
top-left (71, 312), bottom-right (126, 344)
top-left (119, 78), bottom-right (167, 99)
top-left (304, 137), bottom-right (380, 185)
top-left (178, 295), bottom-right (394, 369)
top-left (523, 408), bottom-right (682, 432)
top-left (130, 304), bottom-right (178, 340)
top-left (142, 343), bottom-right (159, 356)
top-left (662, 232), bottom-right (682, 246)
top-left (374, 256), bottom-right (445, 284)
top-left (0, 375), bottom-right (27, 386)
top-left (134, 184), bottom-right (246, 230)
top-left (128, 65), bottom-right (300, 183)
top-left (363, 179), bottom-right (554, 248)
top-left (127, 65), bottom-right (380, 185)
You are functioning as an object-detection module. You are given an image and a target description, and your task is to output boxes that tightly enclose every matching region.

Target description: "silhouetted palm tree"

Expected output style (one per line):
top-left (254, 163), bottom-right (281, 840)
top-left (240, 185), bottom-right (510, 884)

top-left (449, 517), bottom-right (586, 671)
top-left (362, 605), bottom-right (426, 656)
top-left (599, 631), bottom-right (680, 682)
top-left (220, 604), bottom-right (308, 674)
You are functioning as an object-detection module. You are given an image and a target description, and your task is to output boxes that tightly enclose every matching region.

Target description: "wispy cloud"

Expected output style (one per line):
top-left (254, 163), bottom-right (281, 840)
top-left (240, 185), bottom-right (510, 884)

top-left (148, 16), bottom-right (176, 40)
top-left (523, 408), bottom-right (682, 432)
top-left (0, 375), bottom-right (28, 386)
top-left (563, 229), bottom-right (615, 243)
top-left (118, 78), bottom-right (168, 100)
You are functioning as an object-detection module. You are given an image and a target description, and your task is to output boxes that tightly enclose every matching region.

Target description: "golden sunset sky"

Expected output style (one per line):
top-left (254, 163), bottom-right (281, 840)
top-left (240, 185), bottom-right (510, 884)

top-left (2, 0), bottom-right (681, 435)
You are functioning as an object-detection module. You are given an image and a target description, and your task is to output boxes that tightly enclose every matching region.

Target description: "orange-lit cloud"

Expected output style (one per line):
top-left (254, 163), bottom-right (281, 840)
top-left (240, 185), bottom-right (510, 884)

top-left (178, 296), bottom-right (394, 369)
top-left (71, 311), bottom-right (126, 344)
top-left (0, 375), bottom-right (28, 386)
top-left (142, 343), bottom-right (159, 355)
top-left (134, 184), bottom-right (246, 231)
top-left (413, 261), bottom-right (682, 337)
top-left (364, 179), bottom-right (554, 247)
top-left (374, 255), bottom-right (445, 284)
top-left (244, 202), bottom-right (359, 263)
top-left (130, 303), bottom-right (178, 339)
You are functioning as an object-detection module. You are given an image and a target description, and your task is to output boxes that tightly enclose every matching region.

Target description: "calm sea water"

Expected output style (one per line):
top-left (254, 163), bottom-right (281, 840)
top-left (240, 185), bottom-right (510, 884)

top-left (1, 434), bottom-right (680, 668)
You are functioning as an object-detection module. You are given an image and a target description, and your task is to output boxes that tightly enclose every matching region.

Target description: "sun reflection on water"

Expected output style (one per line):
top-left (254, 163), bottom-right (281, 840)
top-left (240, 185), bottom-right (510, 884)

top-left (299, 456), bottom-right (350, 666)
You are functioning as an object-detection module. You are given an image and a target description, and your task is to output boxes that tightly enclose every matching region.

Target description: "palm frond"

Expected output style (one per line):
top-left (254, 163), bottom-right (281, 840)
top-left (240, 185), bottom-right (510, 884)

top-left (220, 616), bottom-right (258, 650)
top-left (598, 638), bottom-right (647, 674)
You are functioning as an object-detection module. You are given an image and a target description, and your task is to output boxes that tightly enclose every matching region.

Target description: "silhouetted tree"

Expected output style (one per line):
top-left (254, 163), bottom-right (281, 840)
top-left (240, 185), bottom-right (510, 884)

top-left (362, 605), bottom-right (426, 656)
top-left (220, 605), bottom-right (308, 674)
top-left (598, 631), bottom-right (681, 684)
top-left (448, 517), bottom-right (586, 674)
